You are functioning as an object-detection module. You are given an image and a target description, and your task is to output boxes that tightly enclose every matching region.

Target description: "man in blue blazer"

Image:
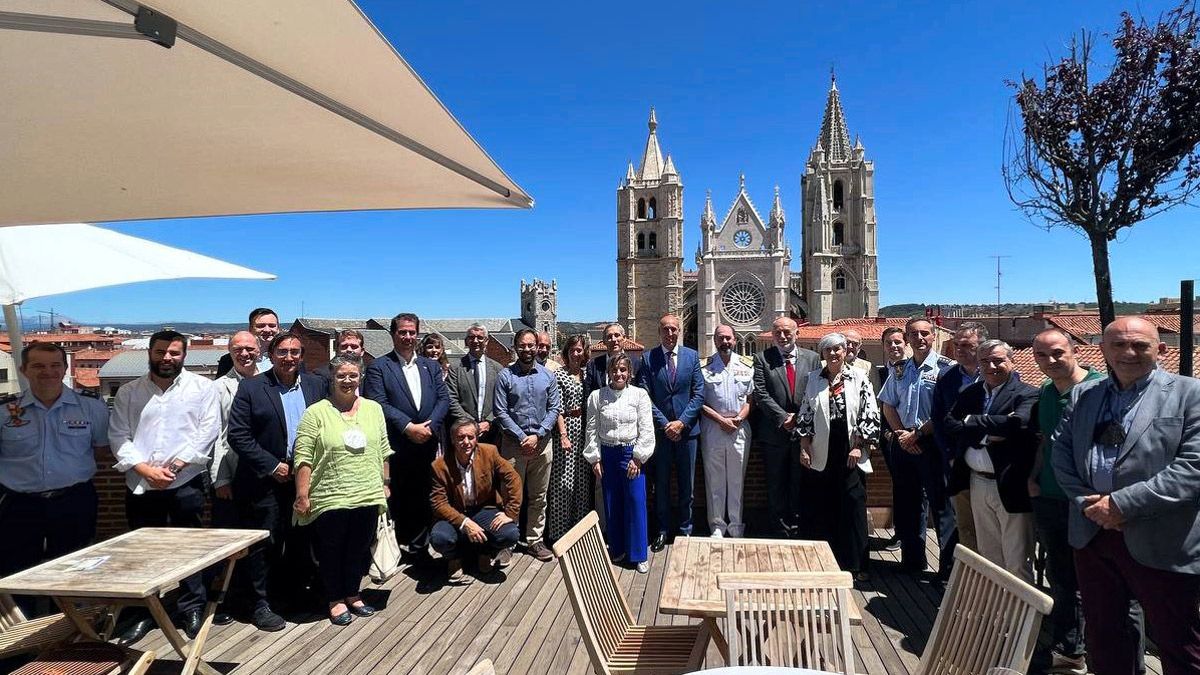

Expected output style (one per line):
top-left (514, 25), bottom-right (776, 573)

top-left (1053, 317), bottom-right (1200, 675)
top-left (363, 313), bottom-right (450, 554)
top-left (229, 333), bottom-right (328, 630)
top-left (638, 314), bottom-right (704, 551)
top-left (584, 322), bottom-right (643, 397)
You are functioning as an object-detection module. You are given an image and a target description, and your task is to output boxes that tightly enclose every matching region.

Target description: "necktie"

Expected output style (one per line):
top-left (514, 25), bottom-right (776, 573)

top-left (785, 358), bottom-right (796, 395)
top-left (473, 358), bottom-right (484, 419)
top-left (667, 350), bottom-right (676, 386)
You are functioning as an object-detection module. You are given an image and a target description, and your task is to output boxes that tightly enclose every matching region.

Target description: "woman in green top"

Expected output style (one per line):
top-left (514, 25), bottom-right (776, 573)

top-left (293, 356), bottom-right (392, 626)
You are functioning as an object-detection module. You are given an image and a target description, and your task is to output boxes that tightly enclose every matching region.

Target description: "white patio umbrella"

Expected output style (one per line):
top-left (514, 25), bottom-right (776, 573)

top-left (0, 0), bottom-right (533, 227)
top-left (0, 223), bottom-right (275, 371)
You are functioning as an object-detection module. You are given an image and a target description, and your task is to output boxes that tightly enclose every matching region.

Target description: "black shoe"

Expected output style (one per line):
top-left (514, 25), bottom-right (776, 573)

top-left (214, 612), bottom-right (234, 626)
top-left (181, 608), bottom-right (203, 640)
top-left (884, 537), bottom-right (902, 552)
top-left (348, 603), bottom-right (375, 617)
top-left (251, 606), bottom-right (286, 632)
top-left (118, 618), bottom-right (155, 645)
top-left (650, 533), bottom-right (666, 553)
top-left (330, 611), bottom-right (354, 626)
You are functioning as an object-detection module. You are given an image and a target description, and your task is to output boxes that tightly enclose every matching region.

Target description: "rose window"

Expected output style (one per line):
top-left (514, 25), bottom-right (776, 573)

top-left (721, 280), bottom-right (765, 325)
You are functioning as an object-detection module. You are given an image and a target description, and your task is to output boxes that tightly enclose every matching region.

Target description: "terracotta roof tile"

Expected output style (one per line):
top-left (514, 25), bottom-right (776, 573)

top-left (1010, 345), bottom-right (1199, 384)
top-left (73, 368), bottom-right (100, 388)
top-left (1045, 313), bottom-right (1200, 342)
top-left (71, 348), bottom-right (123, 363)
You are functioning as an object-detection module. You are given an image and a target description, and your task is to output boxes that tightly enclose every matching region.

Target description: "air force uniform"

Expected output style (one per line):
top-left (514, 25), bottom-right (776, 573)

top-left (0, 389), bottom-right (109, 577)
top-left (700, 353), bottom-right (754, 538)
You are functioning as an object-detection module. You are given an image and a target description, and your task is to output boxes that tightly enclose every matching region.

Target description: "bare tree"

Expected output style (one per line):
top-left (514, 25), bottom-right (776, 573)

top-left (1004, 1), bottom-right (1200, 326)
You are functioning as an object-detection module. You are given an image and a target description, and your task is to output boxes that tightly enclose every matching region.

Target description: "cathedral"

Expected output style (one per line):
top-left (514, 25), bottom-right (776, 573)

top-left (616, 76), bottom-right (880, 351)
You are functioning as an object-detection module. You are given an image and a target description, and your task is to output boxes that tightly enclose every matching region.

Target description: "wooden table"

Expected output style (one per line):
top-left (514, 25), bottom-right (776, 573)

top-left (0, 527), bottom-right (267, 675)
top-left (659, 537), bottom-right (863, 662)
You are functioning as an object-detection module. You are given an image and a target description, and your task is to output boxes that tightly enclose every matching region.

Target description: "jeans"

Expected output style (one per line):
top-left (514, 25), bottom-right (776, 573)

top-left (429, 507), bottom-right (521, 560)
top-left (1031, 496), bottom-right (1086, 657)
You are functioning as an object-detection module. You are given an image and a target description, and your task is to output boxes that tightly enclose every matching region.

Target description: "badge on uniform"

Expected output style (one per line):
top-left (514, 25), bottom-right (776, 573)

top-left (64, 419), bottom-right (90, 429)
top-left (893, 362), bottom-right (907, 380)
top-left (4, 400), bottom-right (28, 427)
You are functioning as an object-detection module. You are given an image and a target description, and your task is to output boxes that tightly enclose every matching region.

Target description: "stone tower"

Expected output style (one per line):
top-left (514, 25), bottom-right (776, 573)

top-left (616, 108), bottom-right (684, 345)
top-left (801, 75), bottom-right (879, 323)
top-left (520, 278), bottom-right (558, 345)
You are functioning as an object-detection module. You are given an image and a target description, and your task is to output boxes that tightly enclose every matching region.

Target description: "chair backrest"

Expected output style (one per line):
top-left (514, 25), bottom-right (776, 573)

top-left (918, 545), bottom-right (1054, 675)
top-left (718, 571), bottom-right (856, 675)
top-left (0, 593), bottom-right (27, 631)
top-left (551, 511), bottom-right (634, 675)
top-left (465, 657), bottom-right (496, 675)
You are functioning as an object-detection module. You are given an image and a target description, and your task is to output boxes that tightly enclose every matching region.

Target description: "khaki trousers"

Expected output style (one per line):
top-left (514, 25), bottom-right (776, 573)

top-left (953, 490), bottom-right (977, 551)
top-left (500, 433), bottom-right (553, 547)
top-left (970, 472), bottom-right (1034, 582)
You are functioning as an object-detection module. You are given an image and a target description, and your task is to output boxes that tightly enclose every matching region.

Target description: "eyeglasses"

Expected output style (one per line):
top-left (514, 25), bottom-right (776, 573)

top-left (274, 349), bottom-right (303, 357)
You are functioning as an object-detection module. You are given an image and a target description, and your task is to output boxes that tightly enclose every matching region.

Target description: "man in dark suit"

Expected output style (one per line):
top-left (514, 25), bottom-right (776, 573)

top-left (944, 339), bottom-right (1039, 581)
top-left (216, 307), bottom-right (280, 377)
top-left (638, 314), bottom-right (704, 550)
top-left (229, 333), bottom-right (327, 631)
top-left (584, 322), bottom-right (643, 396)
top-left (363, 312), bottom-right (450, 554)
top-left (752, 316), bottom-right (820, 538)
top-left (447, 322), bottom-right (503, 444)
top-left (312, 329), bottom-right (367, 380)
top-left (931, 322), bottom-right (988, 553)
top-left (1053, 317), bottom-right (1200, 675)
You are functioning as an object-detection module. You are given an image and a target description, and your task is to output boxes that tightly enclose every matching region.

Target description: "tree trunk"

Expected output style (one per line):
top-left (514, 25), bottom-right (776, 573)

top-left (1088, 230), bottom-right (1116, 327)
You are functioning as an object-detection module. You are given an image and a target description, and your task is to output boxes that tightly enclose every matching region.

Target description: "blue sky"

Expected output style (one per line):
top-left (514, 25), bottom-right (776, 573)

top-left (22, 0), bottom-right (1197, 327)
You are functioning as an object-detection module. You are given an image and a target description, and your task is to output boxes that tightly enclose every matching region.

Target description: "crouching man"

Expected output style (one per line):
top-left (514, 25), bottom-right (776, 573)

top-left (430, 419), bottom-right (522, 584)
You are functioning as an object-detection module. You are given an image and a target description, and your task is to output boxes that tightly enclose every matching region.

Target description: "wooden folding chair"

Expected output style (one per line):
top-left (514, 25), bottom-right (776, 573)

top-left (917, 545), bottom-right (1053, 675)
top-left (552, 511), bottom-right (710, 675)
top-left (1, 594), bottom-right (154, 675)
top-left (718, 571), bottom-right (855, 674)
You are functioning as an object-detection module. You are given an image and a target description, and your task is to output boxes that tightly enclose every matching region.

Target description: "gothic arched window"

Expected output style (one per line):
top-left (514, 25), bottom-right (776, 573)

top-left (637, 198), bottom-right (646, 219)
top-left (637, 232), bottom-right (645, 250)
top-left (833, 180), bottom-right (845, 210)
top-left (649, 232), bottom-right (657, 250)
top-left (832, 222), bottom-right (845, 246)
top-left (834, 269), bottom-right (847, 291)
top-left (648, 198), bottom-right (657, 220)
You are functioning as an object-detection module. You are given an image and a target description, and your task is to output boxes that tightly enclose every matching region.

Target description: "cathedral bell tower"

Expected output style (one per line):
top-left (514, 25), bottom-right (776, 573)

top-left (801, 74), bottom-right (879, 323)
top-left (616, 108), bottom-right (684, 344)
top-left (520, 278), bottom-right (557, 345)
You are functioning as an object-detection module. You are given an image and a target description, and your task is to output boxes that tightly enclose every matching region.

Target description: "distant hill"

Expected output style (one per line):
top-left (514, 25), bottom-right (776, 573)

top-left (99, 322), bottom-right (247, 335)
top-left (878, 302), bottom-right (1155, 318)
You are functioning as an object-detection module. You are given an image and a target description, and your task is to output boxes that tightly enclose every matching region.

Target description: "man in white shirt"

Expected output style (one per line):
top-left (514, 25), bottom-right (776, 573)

top-left (110, 330), bottom-right (221, 641)
top-left (700, 325), bottom-right (754, 538)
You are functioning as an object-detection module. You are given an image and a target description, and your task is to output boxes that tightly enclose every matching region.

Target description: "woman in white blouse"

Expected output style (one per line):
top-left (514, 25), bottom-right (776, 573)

top-left (797, 332), bottom-right (880, 580)
top-left (584, 355), bottom-right (656, 573)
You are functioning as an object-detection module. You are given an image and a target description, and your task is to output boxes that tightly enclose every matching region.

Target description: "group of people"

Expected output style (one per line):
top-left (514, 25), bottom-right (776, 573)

top-left (1, 305), bottom-right (1199, 675)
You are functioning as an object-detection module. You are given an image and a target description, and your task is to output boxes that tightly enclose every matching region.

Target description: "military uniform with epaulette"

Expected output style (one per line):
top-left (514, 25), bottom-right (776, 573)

top-left (700, 352), bottom-right (755, 538)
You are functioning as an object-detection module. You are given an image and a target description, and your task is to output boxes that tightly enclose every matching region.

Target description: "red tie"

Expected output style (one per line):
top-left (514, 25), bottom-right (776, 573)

top-left (785, 359), bottom-right (796, 394)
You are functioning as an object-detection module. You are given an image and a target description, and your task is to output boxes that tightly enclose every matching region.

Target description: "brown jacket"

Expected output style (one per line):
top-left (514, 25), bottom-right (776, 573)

top-left (430, 442), bottom-right (522, 527)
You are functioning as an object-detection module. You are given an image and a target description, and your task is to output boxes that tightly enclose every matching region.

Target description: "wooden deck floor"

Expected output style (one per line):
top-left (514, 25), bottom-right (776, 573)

top-left (116, 528), bottom-right (1161, 675)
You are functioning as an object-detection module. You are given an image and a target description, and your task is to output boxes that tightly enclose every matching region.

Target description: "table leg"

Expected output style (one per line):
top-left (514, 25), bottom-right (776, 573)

top-left (181, 555), bottom-right (239, 675)
top-left (144, 596), bottom-right (220, 675)
top-left (52, 596), bottom-right (100, 640)
top-left (704, 617), bottom-right (729, 664)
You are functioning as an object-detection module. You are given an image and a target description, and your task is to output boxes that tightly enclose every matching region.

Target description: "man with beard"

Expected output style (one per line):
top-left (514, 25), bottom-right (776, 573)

top-left (229, 333), bottom-right (327, 630)
top-left (699, 325), bottom-right (754, 538)
top-left (493, 329), bottom-right (562, 562)
top-left (110, 330), bottom-right (221, 641)
top-left (753, 316), bottom-right (821, 538)
top-left (448, 323), bottom-right (503, 445)
top-left (217, 307), bottom-right (280, 377)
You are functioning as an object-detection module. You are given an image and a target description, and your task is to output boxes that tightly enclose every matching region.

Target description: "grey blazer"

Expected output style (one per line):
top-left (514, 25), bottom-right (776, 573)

top-left (447, 354), bottom-right (503, 425)
top-left (752, 345), bottom-right (821, 448)
top-left (1051, 369), bottom-right (1200, 573)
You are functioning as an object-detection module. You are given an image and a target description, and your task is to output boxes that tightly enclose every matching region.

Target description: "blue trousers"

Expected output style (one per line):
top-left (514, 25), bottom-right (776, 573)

top-left (890, 436), bottom-right (957, 574)
top-left (429, 507), bottom-right (520, 559)
top-left (650, 432), bottom-right (697, 536)
top-left (601, 445), bottom-right (648, 564)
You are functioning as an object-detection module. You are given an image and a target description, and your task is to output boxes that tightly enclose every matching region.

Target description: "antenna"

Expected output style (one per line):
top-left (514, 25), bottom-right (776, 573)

top-left (989, 255), bottom-right (1012, 338)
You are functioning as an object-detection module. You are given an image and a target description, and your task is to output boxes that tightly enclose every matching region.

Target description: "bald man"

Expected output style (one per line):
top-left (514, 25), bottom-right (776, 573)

top-left (753, 316), bottom-right (820, 537)
top-left (1053, 317), bottom-right (1200, 675)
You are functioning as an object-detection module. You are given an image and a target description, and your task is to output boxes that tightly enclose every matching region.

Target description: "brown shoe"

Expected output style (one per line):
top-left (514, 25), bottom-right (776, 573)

top-left (478, 553), bottom-right (496, 574)
top-left (446, 558), bottom-right (472, 585)
top-left (528, 542), bottom-right (554, 562)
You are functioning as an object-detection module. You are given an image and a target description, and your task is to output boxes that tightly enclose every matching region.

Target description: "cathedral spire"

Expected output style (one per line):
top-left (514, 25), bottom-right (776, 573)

top-left (637, 107), bottom-right (664, 180)
top-left (817, 74), bottom-right (851, 163)
top-left (662, 154), bottom-right (678, 178)
top-left (701, 189), bottom-right (716, 228)
top-left (770, 185), bottom-right (785, 225)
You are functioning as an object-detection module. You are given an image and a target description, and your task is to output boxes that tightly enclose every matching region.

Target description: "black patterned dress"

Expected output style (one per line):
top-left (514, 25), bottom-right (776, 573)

top-left (547, 369), bottom-right (591, 542)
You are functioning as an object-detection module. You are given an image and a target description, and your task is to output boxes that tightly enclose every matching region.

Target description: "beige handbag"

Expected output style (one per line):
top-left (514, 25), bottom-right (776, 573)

top-left (369, 509), bottom-right (402, 583)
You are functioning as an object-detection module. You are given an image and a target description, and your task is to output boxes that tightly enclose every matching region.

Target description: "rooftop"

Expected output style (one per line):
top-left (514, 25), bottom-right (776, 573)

top-left (97, 348), bottom-right (226, 379)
